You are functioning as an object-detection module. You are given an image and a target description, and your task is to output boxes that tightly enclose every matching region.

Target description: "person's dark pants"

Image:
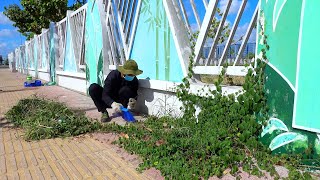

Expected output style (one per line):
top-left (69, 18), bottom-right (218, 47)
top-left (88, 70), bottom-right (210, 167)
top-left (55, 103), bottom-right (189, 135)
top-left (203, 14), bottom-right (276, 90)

top-left (89, 83), bottom-right (136, 113)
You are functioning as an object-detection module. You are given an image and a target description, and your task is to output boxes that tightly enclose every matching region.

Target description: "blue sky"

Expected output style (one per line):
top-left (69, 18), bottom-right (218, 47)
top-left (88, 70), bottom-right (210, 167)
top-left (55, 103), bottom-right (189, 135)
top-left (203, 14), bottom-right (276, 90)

top-left (0, 0), bottom-right (258, 57)
top-left (183, 0), bottom-right (258, 44)
top-left (0, 0), bottom-right (24, 58)
top-left (0, 0), bottom-right (76, 57)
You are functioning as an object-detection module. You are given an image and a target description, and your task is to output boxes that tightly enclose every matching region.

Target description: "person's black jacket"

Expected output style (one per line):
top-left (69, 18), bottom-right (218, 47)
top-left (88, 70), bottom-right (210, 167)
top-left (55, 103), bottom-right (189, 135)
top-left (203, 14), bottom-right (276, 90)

top-left (102, 70), bottom-right (139, 107)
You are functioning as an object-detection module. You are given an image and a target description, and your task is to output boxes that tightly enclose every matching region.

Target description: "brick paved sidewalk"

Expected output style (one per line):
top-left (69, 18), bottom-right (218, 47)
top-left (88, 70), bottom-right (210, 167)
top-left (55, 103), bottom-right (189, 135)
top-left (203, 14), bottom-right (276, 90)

top-left (0, 69), bottom-right (162, 180)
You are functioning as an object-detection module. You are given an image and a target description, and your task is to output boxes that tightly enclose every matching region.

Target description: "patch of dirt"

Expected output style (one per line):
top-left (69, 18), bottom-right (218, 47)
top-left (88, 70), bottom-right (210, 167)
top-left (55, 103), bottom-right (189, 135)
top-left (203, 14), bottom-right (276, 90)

top-left (200, 74), bottom-right (245, 86)
top-left (88, 132), bottom-right (165, 179)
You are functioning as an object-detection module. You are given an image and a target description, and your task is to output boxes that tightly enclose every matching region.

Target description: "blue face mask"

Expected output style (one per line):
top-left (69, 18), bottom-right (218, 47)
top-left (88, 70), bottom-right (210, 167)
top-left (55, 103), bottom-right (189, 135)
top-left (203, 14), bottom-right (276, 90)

top-left (124, 75), bottom-right (135, 81)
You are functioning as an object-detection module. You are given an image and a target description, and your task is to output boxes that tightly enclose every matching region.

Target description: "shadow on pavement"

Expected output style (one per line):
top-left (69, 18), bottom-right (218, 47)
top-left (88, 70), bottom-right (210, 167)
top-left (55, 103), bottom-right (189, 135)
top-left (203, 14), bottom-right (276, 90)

top-left (0, 87), bottom-right (39, 93)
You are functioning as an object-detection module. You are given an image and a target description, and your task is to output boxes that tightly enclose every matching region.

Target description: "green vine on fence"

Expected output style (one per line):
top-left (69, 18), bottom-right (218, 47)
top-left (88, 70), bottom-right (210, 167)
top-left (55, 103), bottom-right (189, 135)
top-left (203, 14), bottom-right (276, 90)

top-left (172, 10), bottom-right (312, 179)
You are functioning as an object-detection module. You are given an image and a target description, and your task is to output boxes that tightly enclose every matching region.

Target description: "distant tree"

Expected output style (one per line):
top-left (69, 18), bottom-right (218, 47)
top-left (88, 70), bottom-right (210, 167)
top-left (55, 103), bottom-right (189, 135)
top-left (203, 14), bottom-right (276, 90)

top-left (69, 0), bottom-right (87, 10)
top-left (0, 55), bottom-right (3, 64)
top-left (4, 59), bottom-right (9, 65)
top-left (4, 0), bottom-right (87, 40)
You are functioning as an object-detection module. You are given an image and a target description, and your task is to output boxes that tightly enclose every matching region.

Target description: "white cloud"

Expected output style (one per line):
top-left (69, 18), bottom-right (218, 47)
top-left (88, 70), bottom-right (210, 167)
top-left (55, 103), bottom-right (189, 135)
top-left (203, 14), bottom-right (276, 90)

top-left (190, 18), bottom-right (231, 33)
top-left (0, 41), bottom-right (21, 56)
top-left (201, 22), bottom-right (256, 48)
top-left (0, 12), bottom-right (13, 25)
top-left (225, 19), bottom-right (231, 27)
top-left (0, 42), bottom-right (7, 48)
top-left (190, 23), bottom-right (198, 32)
top-left (0, 28), bottom-right (19, 37)
top-left (0, 28), bottom-right (22, 56)
top-left (219, 0), bottom-right (243, 15)
top-left (233, 23), bottom-right (256, 43)
top-left (187, 22), bottom-right (256, 46)
top-left (186, 9), bottom-right (193, 17)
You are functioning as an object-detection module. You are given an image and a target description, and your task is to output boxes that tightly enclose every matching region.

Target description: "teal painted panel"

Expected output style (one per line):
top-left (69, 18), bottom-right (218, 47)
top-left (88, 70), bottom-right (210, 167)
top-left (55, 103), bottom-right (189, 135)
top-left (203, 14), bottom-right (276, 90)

top-left (25, 45), bottom-right (28, 69)
top-left (294, 0), bottom-right (320, 132)
top-left (64, 16), bottom-right (77, 72)
top-left (33, 38), bottom-right (37, 70)
top-left (258, 0), bottom-right (320, 158)
top-left (20, 48), bottom-right (25, 72)
top-left (261, 64), bottom-right (319, 157)
top-left (130, 0), bottom-right (184, 82)
top-left (269, 132), bottom-right (307, 151)
top-left (42, 36), bottom-right (47, 69)
top-left (258, 0), bottom-right (302, 87)
top-left (49, 22), bottom-right (56, 83)
top-left (31, 40), bottom-right (36, 69)
top-left (85, 0), bottom-right (103, 86)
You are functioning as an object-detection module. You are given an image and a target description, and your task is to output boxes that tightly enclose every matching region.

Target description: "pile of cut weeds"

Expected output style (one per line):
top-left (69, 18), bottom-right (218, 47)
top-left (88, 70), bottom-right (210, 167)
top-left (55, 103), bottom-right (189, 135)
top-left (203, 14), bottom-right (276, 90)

top-left (5, 97), bottom-right (102, 140)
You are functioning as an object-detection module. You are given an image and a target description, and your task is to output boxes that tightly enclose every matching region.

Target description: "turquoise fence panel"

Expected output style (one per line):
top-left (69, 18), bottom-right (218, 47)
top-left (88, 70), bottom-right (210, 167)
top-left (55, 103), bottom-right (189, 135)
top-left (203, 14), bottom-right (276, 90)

top-left (258, 0), bottom-right (320, 160)
top-left (31, 40), bottom-right (36, 69)
top-left (130, 0), bottom-right (184, 82)
top-left (63, 11), bottom-right (77, 72)
top-left (25, 43), bottom-right (28, 70)
top-left (293, 0), bottom-right (320, 133)
top-left (41, 35), bottom-right (47, 70)
top-left (85, 0), bottom-right (104, 90)
top-left (33, 37), bottom-right (38, 72)
top-left (258, 0), bottom-right (301, 89)
top-left (49, 22), bottom-right (56, 83)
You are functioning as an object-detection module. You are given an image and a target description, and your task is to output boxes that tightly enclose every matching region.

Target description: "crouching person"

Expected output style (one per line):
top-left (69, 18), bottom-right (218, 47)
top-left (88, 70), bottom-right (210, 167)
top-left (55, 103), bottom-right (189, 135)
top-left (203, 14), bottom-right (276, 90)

top-left (89, 59), bottom-right (143, 122)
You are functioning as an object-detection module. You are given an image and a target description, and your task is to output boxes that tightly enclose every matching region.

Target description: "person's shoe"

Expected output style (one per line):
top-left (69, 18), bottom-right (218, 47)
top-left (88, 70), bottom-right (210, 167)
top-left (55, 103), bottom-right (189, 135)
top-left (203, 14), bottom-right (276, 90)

top-left (101, 111), bottom-right (111, 123)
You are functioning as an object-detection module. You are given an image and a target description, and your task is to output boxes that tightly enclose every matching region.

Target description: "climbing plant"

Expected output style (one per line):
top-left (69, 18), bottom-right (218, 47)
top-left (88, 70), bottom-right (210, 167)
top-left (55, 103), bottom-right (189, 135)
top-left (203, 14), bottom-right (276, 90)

top-left (109, 9), bottom-right (313, 180)
top-left (170, 9), bottom-right (311, 179)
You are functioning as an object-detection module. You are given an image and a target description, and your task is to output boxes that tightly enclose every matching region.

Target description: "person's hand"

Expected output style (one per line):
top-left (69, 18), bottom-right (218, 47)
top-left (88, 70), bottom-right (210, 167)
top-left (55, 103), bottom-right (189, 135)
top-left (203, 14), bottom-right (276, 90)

top-left (127, 98), bottom-right (137, 110)
top-left (111, 102), bottom-right (123, 113)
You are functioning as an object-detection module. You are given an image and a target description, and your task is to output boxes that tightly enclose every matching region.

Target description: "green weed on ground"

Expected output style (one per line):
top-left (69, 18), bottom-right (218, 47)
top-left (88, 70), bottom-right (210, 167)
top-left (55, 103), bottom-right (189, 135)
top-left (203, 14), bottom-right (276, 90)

top-left (5, 97), bottom-right (313, 179)
top-left (5, 97), bottom-right (103, 140)
top-left (113, 116), bottom-right (313, 180)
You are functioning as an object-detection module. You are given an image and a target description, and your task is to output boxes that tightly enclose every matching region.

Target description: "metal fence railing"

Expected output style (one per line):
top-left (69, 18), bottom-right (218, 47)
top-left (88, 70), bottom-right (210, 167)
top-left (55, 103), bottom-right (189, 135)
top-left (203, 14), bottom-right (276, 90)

top-left (28, 39), bottom-right (35, 69)
top-left (168, 0), bottom-right (258, 76)
top-left (69, 4), bottom-right (87, 68)
top-left (102, 0), bottom-right (141, 67)
top-left (9, 0), bottom-right (260, 80)
top-left (37, 29), bottom-right (50, 70)
top-left (56, 17), bottom-right (67, 68)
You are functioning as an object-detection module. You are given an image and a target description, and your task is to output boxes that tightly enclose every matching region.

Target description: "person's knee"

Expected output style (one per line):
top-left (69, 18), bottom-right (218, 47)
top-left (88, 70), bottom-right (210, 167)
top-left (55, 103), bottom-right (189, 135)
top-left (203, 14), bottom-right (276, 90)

top-left (119, 86), bottom-right (136, 99)
top-left (89, 83), bottom-right (100, 96)
top-left (118, 86), bottom-right (136, 107)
